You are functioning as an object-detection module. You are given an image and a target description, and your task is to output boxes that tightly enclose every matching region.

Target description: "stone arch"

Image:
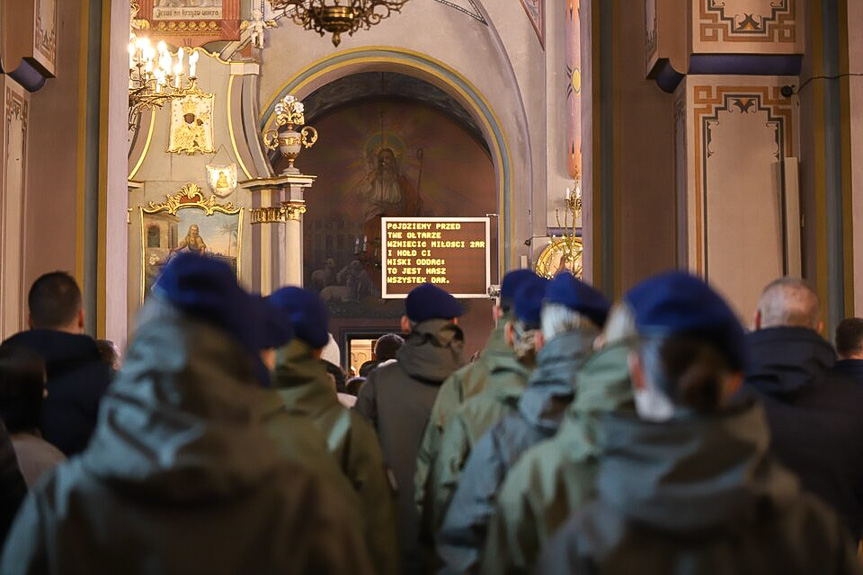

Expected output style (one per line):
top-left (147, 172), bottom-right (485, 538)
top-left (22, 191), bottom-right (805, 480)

top-left (259, 47), bottom-right (526, 271)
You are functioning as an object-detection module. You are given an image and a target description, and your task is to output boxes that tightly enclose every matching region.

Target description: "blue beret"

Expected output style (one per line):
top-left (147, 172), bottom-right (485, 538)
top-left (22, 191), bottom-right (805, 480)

top-left (513, 275), bottom-right (549, 329)
top-left (405, 283), bottom-right (463, 323)
top-left (268, 287), bottom-right (330, 349)
top-left (624, 271), bottom-right (746, 370)
top-left (545, 272), bottom-right (611, 327)
top-left (154, 252), bottom-right (293, 353)
top-left (500, 269), bottom-right (538, 308)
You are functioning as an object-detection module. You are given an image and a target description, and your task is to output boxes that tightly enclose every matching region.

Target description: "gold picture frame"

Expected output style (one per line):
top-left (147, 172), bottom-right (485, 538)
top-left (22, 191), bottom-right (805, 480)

top-left (140, 183), bottom-right (243, 303)
top-left (168, 91), bottom-right (216, 155)
top-left (535, 237), bottom-right (583, 279)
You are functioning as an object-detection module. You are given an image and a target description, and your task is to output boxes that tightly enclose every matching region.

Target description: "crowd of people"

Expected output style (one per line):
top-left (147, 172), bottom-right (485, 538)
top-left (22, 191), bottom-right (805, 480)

top-left (0, 251), bottom-right (861, 573)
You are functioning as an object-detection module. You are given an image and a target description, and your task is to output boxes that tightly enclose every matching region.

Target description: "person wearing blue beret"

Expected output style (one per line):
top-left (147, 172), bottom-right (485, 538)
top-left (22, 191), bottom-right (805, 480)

top-left (537, 271), bottom-right (859, 575)
top-left (440, 272), bottom-right (611, 573)
top-left (426, 274), bottom-right (548, 563)
top-left (1, 252), bottom-right (374, 575)
top-left (415, 269), bottom-right (539, 553)
top-left (354, 282), bottom-right (465, 573)
top-left (268, 286), bottom-right (398, 575)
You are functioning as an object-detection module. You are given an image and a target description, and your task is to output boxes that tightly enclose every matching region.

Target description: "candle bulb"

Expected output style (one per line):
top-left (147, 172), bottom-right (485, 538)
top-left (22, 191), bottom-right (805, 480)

top-left (188, 51), bottom-right (199, 78)
top-left (575, 184), bottom-right (582, 201)
top-left (565, 187), bottom-right (571, 201)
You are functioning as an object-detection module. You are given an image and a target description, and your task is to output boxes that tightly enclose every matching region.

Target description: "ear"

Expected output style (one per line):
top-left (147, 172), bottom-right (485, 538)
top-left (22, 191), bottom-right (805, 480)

top-left (77, 309), bottom-right (85, 331)
top-left (400, 315), bottom-right (411, 333)
top-left (505, 321), bottom-right (515, 349)
top-left (628, 351), bottom-right (647, 391)
top-left (816, 320), bottom-right (825, 335)
top-left (260, 349), bottom-right (276, 371)
top-left (752, 309), bottom-right (762, 331)
top-left (451, 318), bottom-right (459, 326)
top-left (27, 314), bottom-right (34, 330)
top-left (534, 330), bottom-right (545, 352)
top-left (723, 371), bottom-right (744, 401)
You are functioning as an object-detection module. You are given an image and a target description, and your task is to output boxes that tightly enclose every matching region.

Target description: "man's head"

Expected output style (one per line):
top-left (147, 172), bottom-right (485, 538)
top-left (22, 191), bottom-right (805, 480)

top-left (496, 269), bottom-right (539, 323)
top-left (188, 225), bottom-right (200, 237)
top-left (541, 272), bottom-right (610, 343)
top-left (754, 277), bottom-right (822, 333)
top-left (28, 271), bottom-right (84, 333)
top-left (506, 275), bottom-right (548, 366)
top-left (402, 283), bottom-right (462, 332)
top-left (378, 148), bottom-right (397, 174)
top-left (374, 333), bottom-right (404, 362)
top-left (835, 318), bottom-right (863, 360)
top-left (267, 287), bottom-right (330, 355)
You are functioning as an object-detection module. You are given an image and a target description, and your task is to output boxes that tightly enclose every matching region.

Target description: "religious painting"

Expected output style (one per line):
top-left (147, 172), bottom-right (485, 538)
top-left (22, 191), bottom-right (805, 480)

top-left (139, 184), bottom-right (242, 302)
top-left (297, 99), bottom-right (496, 318)
top-left (136, 0), bottom-right (241, 44)
top-left (168, 92), bottom-right (215, 155)
top-left (206, 162), bottom-right (238, 197)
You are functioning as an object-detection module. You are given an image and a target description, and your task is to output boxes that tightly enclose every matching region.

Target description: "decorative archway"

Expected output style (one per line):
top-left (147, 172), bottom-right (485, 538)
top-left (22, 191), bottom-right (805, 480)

top-left (259, 46), bottom-right (517, 272)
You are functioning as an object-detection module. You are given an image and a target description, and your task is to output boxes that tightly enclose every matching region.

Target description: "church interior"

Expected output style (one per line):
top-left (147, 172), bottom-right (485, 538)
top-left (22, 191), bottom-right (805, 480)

top-left (0, 0), bottom-right (859, 356)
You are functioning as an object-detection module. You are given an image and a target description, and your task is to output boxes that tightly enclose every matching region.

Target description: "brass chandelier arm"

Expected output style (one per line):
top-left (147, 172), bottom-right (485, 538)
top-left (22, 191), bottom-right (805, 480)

top-left (267, 0), bottom-right (410, 46)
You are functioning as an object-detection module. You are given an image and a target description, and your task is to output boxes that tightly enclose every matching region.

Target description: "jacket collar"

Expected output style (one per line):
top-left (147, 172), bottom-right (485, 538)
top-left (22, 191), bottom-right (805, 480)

top-left (396, 319), bottom-right (465, 384)
top-left (274, 340), bottom-right (340, 417)
top-left (745, 326), bottom-right (836, 396)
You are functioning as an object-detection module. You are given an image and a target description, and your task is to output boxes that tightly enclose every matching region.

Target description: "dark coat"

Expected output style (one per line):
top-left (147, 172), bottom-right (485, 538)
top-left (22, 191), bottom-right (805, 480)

top-left (1, 313), bottom-right (372, 575)
top-left (832, 358), bottom-right (863, 385)
top-left (744, 326), bottom-right (863, 540)
top-left (536, 402), bottom-right (860, 575)
top-left (354, 319), bottom-right (464, 572)
top-left (2, 330), bottom-right (112, 456)
top-left (437, 329), bottom-right (595, 573)
top-left (0, 420), bottom-right (26, 549)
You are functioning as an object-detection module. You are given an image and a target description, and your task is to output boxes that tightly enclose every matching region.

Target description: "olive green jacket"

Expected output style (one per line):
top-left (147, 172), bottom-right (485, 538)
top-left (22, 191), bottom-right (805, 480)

top-left (275, 340), bottom-right (399, 575)
top-left (414, 321), bottom-right (511, 523)
top-left (482, 343), bottom-right (634, 574)
top-left (425, 351), bottom-right (532, 540)
top-left (0, 313), bottom-right (372, 575)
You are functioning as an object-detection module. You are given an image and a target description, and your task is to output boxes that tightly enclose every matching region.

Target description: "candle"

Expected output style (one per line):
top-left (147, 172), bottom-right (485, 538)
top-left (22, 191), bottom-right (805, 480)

top-left (575, 184), bottom-right (582, 201)
top-left (189, 51), bottom-right (199, 78)
top-left (174, 63), bottom-right (182, 88)
top-left (565, 187), bottom-right (571, 201)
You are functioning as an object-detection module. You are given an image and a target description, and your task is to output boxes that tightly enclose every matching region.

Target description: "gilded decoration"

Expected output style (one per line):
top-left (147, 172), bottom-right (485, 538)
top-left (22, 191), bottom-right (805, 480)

top-left (5, 88), bottom-right (29, 133)
top-left (249, 201), bottom-right (306, 225)
top-left (535, 237), bottom-right (583, 279)
top-left (284, 201), bottom-right (307, 221)
top-left (140, 183), bottom-right (242, 302)
top-left (168, 90), bottom-right (216, 155)
top-left (700, 0), bottom-right (796, 43)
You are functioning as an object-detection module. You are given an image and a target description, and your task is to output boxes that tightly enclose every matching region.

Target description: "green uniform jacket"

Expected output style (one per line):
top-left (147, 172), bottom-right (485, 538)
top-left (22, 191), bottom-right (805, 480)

top-left (426, 352), bottom-right (532, 540)
top-left (275, 339), bottom-right (399, 575)
top-left (0, 312), bottom-right (372, 575)
top-left (536, 401), bottom-right (861, 575)
top-left (482, 343), bottom-right (634, 574)
top-left (415, 322), bottom-right (511, 531)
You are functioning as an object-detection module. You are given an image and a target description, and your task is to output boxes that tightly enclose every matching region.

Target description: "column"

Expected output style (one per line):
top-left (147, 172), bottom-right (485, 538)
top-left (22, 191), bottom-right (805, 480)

top-left (282, 200), bottom-right (306, 285)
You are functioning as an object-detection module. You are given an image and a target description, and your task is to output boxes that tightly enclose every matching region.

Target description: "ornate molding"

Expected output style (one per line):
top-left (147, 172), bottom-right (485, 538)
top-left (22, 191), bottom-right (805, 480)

top-left (144, 183), bottom-right (238, 215)
top-left (283, 201), bottom-right (306, 221)
top-left (5, 88), bottom-right (29, 134)
top-left (250, 206), bottom-right (285, 224)
top-left (699, 0), bottom-right (796, 44)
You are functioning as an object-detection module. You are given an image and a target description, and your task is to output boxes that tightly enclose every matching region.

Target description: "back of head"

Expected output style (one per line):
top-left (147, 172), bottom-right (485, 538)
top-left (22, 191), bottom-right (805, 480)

top-left (0, 346), bottom-right (45, 433)
top-left (835, 317), bottom-right (863, 360)
top-left (756, 277), bottom-right (821, 330)
top-left (541, 272), bottom-right (610, 341)
top-left (28, 271), bottom-right (82, 331)
top-left (374, 333), bottom-right (404, 361)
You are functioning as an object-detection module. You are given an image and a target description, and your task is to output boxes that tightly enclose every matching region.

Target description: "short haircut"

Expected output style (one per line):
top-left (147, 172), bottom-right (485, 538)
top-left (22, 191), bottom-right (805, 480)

top-left (540, 303), bottom-right (599, 342)
top-left (358, 360), bottom-right (379, 378)
top-left (321, 360), bottom-right (346, 393)
top-left (374, 334), bottom-right (404, 362)
top-left (0, 346), bottom-right (46, 433)
top-left (835, 318), bottom-right (863, 359)
top-left (756, 277), bottom-right (821, 330)
top-left (28, 271), bottom-right (82, 329)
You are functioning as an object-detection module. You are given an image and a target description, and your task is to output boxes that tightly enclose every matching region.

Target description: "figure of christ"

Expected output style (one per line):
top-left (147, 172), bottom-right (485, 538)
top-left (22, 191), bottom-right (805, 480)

top-left (174, 224), bottom-right (207, 255)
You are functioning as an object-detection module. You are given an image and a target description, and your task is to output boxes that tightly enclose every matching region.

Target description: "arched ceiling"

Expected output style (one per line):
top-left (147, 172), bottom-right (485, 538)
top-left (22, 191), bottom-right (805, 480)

top-left (302, 72), bottom-right (490, 155)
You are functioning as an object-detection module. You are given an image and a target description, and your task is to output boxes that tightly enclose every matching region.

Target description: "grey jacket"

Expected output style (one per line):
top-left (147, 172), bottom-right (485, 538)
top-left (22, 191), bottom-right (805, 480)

top-left (355, 318), bottom-right (464, 573)
top-left (1, 314), bottom-right (373, 575)
top-left (437, 330), bottom-right (595, 572)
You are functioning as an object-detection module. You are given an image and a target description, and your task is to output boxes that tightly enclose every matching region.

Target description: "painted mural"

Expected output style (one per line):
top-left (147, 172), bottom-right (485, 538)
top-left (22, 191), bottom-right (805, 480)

top-left (296, 100), bottom-right (496, 317)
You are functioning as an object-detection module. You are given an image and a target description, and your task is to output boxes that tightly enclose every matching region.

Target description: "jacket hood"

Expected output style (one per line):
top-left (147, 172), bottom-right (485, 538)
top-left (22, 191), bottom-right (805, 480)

top-left (745, 327), bottom-right (836, 397)
top-left (518, 330), bottom-right (596, 430)
top-left (81, 314), bottom-right (288, 502)
top-left (3, 330), bottom-right (103, 376)
top-left (597, 400), bottom-right (799, 534)
top-left (481, 319), bottom-right (511, 358)
top-left (274, 339), bottom-right (339, 417)
top-left (397, 319), bottom-right (465, 383)
top-left (483, 350), bottom-right (532, 403)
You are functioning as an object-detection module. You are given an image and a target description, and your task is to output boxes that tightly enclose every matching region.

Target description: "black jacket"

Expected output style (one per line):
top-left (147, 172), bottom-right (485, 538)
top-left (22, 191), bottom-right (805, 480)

top-left (744, 326), bottom-right (863, 540)
top-left (2, 330), bottom-right (112, 456)
top-left (832, 359), bottom-right (863, 385)
top-left (537, 402), bottom-right (860, 575)
top-left (354, 319), bottom-right (464, 572)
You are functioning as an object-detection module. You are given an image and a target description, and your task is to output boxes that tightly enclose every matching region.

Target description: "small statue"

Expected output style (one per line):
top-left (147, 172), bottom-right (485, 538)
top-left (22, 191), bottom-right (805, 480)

top-left (241, 10), bottom-right (277, 50)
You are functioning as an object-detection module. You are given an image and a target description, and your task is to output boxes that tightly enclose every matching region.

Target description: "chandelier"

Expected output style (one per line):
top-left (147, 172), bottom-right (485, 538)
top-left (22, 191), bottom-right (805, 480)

top-left (540, 173), bottom-right (583, 279)
top-left (267, 0), bottom-right (411, 47)
top-left (128, 1), bottom-right (204, 133)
